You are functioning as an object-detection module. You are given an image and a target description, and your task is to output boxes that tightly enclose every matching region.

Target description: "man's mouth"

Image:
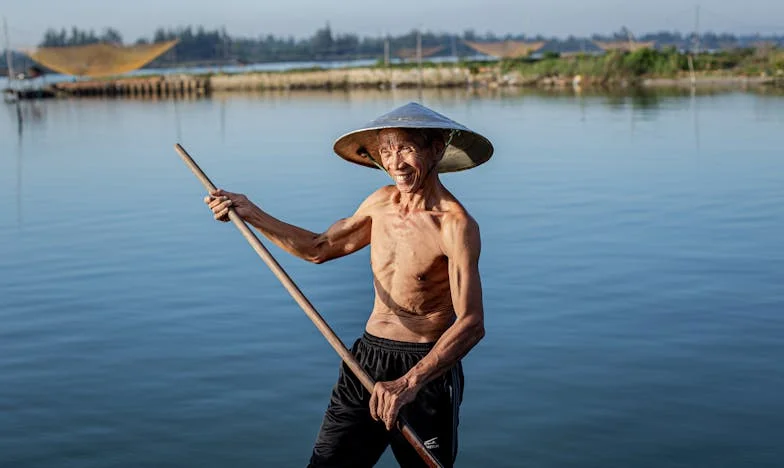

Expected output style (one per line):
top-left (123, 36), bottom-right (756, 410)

top-left (394, 173), bottom-right (414, 185)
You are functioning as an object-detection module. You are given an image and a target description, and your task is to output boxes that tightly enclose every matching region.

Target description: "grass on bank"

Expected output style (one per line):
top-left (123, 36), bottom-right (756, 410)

top-left (362, 47), bottom-right (783, 80)
top-left (498, 47), bottom-right (784, 79)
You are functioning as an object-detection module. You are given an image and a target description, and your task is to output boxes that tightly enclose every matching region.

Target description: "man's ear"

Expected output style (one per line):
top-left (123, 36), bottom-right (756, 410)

top-left (429, 130), bottom-right (447, 157)
top-left (432, 138), bottom-right (446, 161)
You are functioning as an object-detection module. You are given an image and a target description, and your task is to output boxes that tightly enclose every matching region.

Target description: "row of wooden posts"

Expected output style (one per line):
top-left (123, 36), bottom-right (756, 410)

top-left (53, 77), bottom-right (210, 98)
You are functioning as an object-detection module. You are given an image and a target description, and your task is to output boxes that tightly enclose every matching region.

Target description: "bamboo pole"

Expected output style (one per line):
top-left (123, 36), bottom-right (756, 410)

top-left (173, 143), bottom-right (444, 468)
top-left (3, 17), bottom-right (14, 81)
top-left (3, 16), bottom-right (18, 107)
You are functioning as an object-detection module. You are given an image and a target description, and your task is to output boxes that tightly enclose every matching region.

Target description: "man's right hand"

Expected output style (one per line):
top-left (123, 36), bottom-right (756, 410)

top-left (204, 188), bottom-right (254, 222)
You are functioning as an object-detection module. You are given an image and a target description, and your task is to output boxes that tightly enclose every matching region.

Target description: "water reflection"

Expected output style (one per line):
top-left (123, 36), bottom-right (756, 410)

top-left (16, 113), bottom-right (23, 226)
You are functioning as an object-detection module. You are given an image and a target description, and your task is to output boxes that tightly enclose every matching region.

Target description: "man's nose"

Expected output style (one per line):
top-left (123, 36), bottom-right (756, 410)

top-left (388, 151), bottom-right (403, 169)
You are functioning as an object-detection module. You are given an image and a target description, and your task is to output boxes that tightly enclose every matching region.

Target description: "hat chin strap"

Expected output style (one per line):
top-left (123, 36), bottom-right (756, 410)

top-left (362, 151), bottom-right (390, 176)
top-left (362, 129), bottom-right (457, 182)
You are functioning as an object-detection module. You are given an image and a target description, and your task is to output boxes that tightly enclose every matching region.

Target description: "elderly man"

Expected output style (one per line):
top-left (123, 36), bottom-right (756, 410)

top-left (205, 102), bottom-right (493, 467)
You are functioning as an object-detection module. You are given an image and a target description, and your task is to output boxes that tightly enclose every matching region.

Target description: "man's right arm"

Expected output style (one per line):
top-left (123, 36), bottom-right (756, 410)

top-left (207, 187), bottom-right (386, 263)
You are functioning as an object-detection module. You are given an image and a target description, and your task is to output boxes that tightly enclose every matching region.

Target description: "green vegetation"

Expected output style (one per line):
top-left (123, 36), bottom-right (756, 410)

top-left (494, 47), bottom-right (783, 81)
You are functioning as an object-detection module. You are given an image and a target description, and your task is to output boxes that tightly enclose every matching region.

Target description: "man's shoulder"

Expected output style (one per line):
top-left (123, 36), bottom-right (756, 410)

top-left (442, 208), bottom-right (479, 236)
top-left (367, 185), bottom-right (397, 205)
top-left (440, 203), bottom-right (480, 255)
top-left (356, 185), bottom-right (395, 214)
top-left (439, 197), bottom-right (477, 231)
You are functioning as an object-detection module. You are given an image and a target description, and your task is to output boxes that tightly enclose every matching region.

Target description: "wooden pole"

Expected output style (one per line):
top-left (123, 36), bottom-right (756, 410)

top-left (416, 28), bottom-right (423, 86)
top-left (173, 144), bottom-right (444, 468)
top-left (694, 5), bottom-right (701, 55)
top-left (3, 17), bottom-right (14, 81)
top-left (3, 16), bottom-right (16, 97)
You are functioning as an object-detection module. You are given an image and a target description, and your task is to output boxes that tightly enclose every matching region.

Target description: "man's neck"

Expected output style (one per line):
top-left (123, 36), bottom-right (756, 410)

top-left (397, 175), bottom-right (444, 213)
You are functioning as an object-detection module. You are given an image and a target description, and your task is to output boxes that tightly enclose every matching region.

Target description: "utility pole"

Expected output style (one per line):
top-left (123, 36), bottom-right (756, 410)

top-left (222, 25), bottom-right (229, 68)
top-left (384, 35), bottom-right (390, 66)
top-left (3, 16), bottom-right (21, 122)
top-left (3, 16), bottom-right (15, 83)
top-left (688, 4), bottom-right (700, 87)
top-left (416, 28), bottom-right (422, 87)
top-left (415, 27), bottom-right (424, 101)
top-left (624, 26), bottom-right (634, 50)
top-left (693, 5), bottom-right (701, 54)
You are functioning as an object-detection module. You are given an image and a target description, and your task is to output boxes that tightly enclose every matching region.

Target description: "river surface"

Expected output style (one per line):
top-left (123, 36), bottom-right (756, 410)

top-left (1, 88), bottom-right (783, 467)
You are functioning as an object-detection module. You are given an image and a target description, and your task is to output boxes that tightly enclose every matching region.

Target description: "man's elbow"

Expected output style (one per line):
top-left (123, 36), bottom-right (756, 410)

top-left (467, 317), bottom-right (485, 344)
top-left (306, 249), bottom-right (330, 264)
top-left (305, 237), bottom-right (331, 264)
top-left (309, 254), bottom-right (329, 264)
top-left (474, 323), bottom-right (486, 343)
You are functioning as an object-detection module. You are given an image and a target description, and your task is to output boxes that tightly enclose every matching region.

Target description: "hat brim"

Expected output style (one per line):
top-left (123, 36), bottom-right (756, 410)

top-left (333, 126), bottom-right (493, 173)
top-left (332, 102), bottom-right (494, 174)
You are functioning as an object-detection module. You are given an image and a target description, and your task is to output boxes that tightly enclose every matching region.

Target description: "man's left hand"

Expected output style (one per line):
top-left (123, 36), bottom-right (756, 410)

top-left (369, 377), bottom-right (420, 431)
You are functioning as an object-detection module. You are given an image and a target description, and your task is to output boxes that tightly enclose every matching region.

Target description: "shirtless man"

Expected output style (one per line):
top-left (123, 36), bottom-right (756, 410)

top-left (205, 102), bottom-right (493, 467)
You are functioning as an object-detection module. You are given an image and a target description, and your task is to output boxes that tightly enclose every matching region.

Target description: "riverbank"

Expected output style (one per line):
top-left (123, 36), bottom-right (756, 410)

top-left (4, 63), bottom-right (782, 101)
top-left (209, 65), bottom-right (782, 91)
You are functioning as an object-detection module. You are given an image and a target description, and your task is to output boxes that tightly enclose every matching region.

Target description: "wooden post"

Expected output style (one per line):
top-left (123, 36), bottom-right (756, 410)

top-left (3, 16), bottom-right (16, 100)
top-left (3, 17), bottom-right (14, 79)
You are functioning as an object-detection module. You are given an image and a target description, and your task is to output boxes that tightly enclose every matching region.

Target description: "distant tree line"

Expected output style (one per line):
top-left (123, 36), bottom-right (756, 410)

top-left (40, 27), bottom-right (125, 46)
top-left (20, 23), bottom-right (784, 68)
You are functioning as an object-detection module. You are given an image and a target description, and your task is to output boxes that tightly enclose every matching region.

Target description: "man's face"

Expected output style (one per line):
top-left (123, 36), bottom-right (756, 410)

top-left (377, 128), bottom-right (442, 193)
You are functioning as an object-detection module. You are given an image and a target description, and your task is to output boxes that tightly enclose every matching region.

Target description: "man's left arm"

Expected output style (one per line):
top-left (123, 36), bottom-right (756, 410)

top-left (370, 213), bottom-right (484, 430)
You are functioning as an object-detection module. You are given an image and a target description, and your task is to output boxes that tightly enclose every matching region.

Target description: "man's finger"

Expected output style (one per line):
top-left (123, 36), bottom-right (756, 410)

top-left (211, 200), bottom-right (232, 213)
top-left (377, 391), bottom-right (388, 426)
top-left (384, 397), bottom-right (398, 430)
top-left (215, 207), bottom-right (230, 219)
top-left (384, 404), bottom-right (396, 431)
top-left (369, 390), bottom-right (378, 421)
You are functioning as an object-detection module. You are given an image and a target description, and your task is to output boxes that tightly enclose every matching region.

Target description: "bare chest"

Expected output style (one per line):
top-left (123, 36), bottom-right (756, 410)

top-left (369, 212), bottom-right (451, 310)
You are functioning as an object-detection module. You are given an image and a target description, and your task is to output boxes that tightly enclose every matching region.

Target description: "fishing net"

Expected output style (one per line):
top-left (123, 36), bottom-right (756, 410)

top-left (24, 40), bottom-right (178, 77)
top-left (463, 40), bottom-right (545, 59)
top-left (395, 45), bottom-right (445, 59)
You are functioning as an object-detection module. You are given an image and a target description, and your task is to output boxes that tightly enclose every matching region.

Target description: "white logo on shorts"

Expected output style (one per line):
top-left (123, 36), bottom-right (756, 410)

top-left (424, 437), bottom-right (439, 449)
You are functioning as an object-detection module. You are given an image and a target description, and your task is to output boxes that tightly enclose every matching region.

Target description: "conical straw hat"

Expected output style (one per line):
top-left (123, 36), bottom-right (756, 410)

top-left (333, 102), bottom-right (494, 173)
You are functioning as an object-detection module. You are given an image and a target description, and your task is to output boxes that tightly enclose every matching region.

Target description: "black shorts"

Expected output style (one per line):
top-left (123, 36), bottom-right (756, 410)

top-left (308, 332), bottom-right (464, 468)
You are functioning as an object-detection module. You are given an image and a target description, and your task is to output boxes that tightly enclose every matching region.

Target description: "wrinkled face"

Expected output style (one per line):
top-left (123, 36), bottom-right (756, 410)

top-left (377, 128), bottom-right (444, 193)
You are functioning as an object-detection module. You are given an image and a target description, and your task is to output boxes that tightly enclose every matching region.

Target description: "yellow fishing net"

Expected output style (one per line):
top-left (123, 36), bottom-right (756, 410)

top-left (463, 40), bottom-right (545, 59)
top-left (24, 40), bottom-right (178, 77)
top-left (395, 45), bottom-right (445, 59)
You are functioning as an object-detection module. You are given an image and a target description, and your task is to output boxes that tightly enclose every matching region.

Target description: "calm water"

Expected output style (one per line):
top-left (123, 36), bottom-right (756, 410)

top-left (1, 89), bottom-right (783, 467)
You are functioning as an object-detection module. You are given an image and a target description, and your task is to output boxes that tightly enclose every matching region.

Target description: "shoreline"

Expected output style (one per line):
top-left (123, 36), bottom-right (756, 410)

top-left (4, 66), bottom-right (782, 100)
top-left (209, 67), bottom-right (782, 92)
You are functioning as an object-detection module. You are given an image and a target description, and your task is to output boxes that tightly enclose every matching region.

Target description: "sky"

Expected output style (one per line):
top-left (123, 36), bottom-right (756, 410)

top-left (3, 0), bottom-right (784, 47)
